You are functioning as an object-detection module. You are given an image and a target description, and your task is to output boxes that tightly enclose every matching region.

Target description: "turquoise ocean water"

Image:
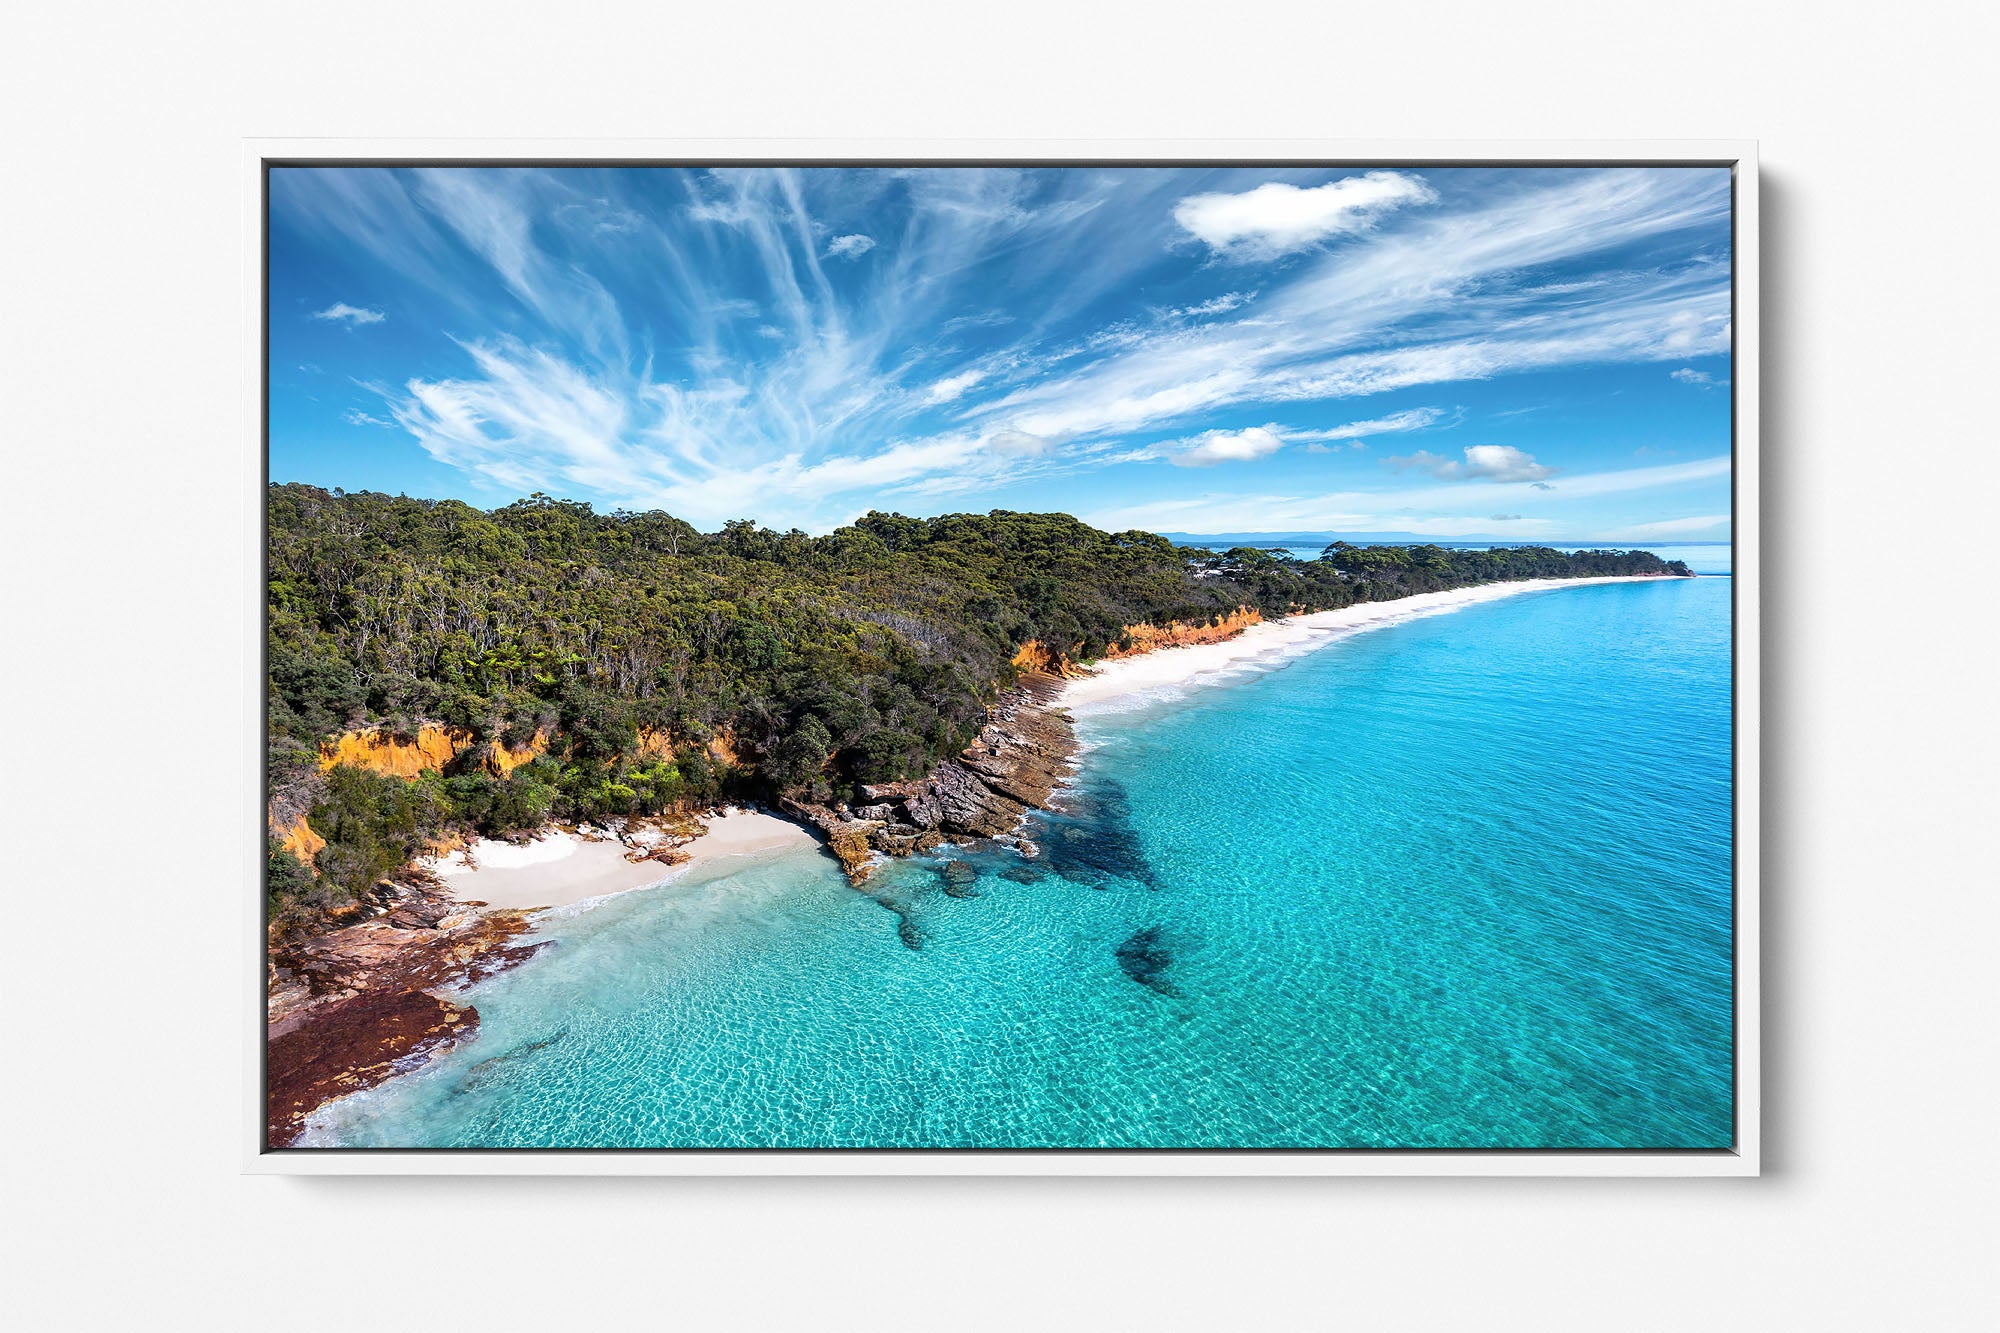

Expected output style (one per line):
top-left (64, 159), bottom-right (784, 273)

top-left (302, 568), bottom-right (1733, 1150)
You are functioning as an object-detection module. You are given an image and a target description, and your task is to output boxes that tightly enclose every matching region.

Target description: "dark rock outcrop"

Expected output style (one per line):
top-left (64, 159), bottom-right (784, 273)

top-left (265, 878), bottom-right (550, 1147)
top-left (938, 859), bottom-right (981, 898)
top-left (266, 987), bottom-right (475, 1148)
top-left (786, 673), bottom-right (1075, 885)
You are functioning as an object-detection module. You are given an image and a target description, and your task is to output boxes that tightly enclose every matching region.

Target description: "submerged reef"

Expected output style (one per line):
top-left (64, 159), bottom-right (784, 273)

top-left (1116, 927), bottom-right (1179, 996)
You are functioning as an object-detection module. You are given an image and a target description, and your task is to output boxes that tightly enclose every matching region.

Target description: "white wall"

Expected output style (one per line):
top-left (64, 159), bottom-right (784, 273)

top-left (7, 2), bottom-right (1994, 1328)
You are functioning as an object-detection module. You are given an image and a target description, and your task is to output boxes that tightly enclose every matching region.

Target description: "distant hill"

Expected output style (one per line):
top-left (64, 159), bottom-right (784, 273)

top-left (1161, 530), bottom-right (1448, 548)
top-left (1161, 531), bottom-right (1730, 550)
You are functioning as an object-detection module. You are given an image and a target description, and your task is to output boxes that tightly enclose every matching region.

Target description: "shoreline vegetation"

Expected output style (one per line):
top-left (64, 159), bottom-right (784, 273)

top-left (264, 484), bottom-right (1691, 1144)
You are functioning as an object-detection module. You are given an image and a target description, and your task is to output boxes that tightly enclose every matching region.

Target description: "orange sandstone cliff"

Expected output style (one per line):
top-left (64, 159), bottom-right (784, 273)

top-left (276, 815), bottom-right (326, 865)
top-left (632, 727), bottom-right (677, 763)
top-left (317, 724), bottom-right (473, 778)
top-left (1010, 640), bottom-right (1090, 679)
top-left (478, 730), bottom-right (550, 778)
top-left (1013, 607), bottom-right (1264, 677)
top-left (1103, 606), bottom-right (1262, 659)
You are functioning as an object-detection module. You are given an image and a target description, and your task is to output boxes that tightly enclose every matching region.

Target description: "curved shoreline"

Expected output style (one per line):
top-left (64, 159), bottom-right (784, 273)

top-left (427, 808), bottom-right (819, 911)
top-left (1064, 575), bottom-right (1684, 713)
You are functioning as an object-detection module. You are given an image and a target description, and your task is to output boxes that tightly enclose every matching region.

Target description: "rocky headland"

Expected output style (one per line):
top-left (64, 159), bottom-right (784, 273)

top-left (264, 812), bottom-right (714, 1146)
top-left (782, 671), bottom-right (1077, 884)
top-left (264, 877), bottom-right (547, 1146)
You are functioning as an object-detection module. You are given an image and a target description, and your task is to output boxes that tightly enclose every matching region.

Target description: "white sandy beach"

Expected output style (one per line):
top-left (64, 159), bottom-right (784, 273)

top-left (425, 807), bottom-right (818, 911)
top-left (1063, 576), bottom-right (1679, 713)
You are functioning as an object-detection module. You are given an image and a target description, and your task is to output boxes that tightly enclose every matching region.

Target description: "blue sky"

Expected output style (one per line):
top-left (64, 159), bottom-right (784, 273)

top-left (269, 164), bottom-right (1732, 541)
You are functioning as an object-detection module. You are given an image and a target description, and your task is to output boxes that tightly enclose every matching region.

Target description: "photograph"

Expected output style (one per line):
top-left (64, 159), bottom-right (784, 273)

top-left (261, 159), bottom-right (1741, 1155)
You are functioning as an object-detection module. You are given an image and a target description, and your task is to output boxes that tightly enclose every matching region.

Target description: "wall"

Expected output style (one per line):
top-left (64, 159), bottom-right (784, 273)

top-left (7, 1), bottom-right (1994, 1328)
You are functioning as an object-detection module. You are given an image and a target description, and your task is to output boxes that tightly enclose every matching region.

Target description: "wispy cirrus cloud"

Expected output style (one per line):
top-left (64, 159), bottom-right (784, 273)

top-left (968, 170), bottom-right (1732, 448)
top-left (1595, 513), bottom-right (1731, 540)
top-left (1290, 406), bottom-right (1451, 448)
top-left (313, 302), bottom-right (384, 325)
top-left (1163, 291), bottom-right (1257, 319)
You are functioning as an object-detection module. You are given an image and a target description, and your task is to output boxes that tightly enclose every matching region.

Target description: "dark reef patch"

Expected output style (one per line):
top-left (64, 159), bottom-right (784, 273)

top-left (1115, 927), bottom-right (1179, 996)
top-left (1040, 777), bottom-right (1156, 890)
top-left (457, 1030), bottom-right (570, 1092)
top-left (937, 859), bottom-right (982, 898)
top-left (844, 875), bottom-right (927, 952)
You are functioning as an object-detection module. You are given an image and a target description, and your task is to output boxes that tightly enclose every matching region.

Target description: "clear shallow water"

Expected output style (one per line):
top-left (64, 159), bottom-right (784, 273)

top-left (303, 577), bottom-right (1733, 1150)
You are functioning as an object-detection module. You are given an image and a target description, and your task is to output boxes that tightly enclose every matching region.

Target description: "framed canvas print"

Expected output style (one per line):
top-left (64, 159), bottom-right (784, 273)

top-left (248, 139), bottom-right (1757, 1175)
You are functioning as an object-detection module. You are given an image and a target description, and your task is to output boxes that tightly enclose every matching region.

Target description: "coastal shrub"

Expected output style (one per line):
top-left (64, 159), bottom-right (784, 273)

top-left (308, 765), bottom-right (451, 899)
top-left (484, 769), bottom-right (560, 834)
top-left (266, 837), bottom-right (316, 912)
top-left (765, 715), bottom-right (835, 800)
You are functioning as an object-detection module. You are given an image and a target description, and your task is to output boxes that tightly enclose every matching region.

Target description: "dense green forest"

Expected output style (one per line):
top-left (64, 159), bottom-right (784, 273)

top-left (266, 483), bottom-right (1687, 934)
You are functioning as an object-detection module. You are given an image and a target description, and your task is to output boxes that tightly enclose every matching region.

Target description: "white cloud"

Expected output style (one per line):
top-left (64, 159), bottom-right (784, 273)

top-left (556, 199), bottom-right (643, 234)
top-left (925, 368), bottom-right (988, 403)
top-left (313, 302), bottom-right (384, 326)
top-left (986, 429), bottom-right (1050, 456)
top-left (383, 335), bottom-right (1068, 530)
top-left (941, 310), bottom-right (1014, 334)
top-left (1526, 454), bottom-right (1727, 499)
top-left (1384, 444), bottom-right (1555, 483)
top-left (1166, 291), bottom-right (1256, 318)
top-left (1165, 425), bottom-right (1286, 467)
top-left (687, 198), bottom-right (749, 225)
top-left (1671, 366), bottom-right (1728, 388)
top-left (1287, 407), bottom-right (1448, 443)
top-left (342, 408), bottom-right (393, 427)
top-left (1173, 172), bottom-right (1436, 259)
top-left (826, 233), bottom-right (876, 260)
top-left (412, 169), bottom-right (627, 364)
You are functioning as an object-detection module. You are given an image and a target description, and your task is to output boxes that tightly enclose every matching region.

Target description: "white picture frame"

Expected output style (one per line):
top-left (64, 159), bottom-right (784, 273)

top-left (245, 138), bottom-right (1758, 1176)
